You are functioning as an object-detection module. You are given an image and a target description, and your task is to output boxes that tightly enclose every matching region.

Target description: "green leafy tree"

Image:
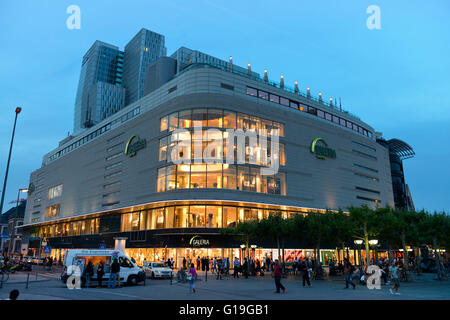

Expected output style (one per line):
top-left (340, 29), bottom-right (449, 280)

top-left (256, 212), bottom-right (293, 264)
top-left (349, 206), bottom-right (379, 267)
top-left (419, 211), bottom-right (450, 280)
top-left (221, 219), bottom-right (259, 275)
top-left (304, 211), bottom-right (334, 269)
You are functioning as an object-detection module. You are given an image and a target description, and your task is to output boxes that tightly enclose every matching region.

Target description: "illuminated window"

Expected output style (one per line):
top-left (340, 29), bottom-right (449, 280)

top-left (160, 116), bottom-right (168, 132)
top-left (47, 184), bottom-right (63, 200)
top-left (206, 206), bottom-right (222, 228)
top-left (45, 204), bottom-right (60, 219)
top-left (223, 207), bottom-right (237, 228)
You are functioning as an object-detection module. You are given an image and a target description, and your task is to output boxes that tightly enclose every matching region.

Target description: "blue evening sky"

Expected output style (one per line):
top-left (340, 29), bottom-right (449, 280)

top-left (0, 0), bottom-right (449, 212)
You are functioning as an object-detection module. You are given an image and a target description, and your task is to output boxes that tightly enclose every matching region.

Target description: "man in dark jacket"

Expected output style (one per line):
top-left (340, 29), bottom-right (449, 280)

top-left (96, 261), bottom-right (105, 287)
top-left (108, 258), bottom-right (120, 289)
top-left (299, 259), bottom-right (311, 287)
top-left (273, 260), bottom-right (285, 293)
top-left (84, 261), bottom-right (94, 288)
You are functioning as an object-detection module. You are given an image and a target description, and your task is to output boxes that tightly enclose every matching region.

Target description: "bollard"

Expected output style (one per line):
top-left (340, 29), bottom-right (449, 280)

top-left (26, 273), bottom-right (30, 289)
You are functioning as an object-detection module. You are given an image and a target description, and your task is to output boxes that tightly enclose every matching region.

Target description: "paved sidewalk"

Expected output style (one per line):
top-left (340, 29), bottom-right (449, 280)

top-left (0, 270), bottom-right (448, 300)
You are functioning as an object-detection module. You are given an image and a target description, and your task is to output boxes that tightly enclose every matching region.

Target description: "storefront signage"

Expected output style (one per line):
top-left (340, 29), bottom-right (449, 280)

top-left (311, 137), bottom-right (336, 160)
top-left (124, 135), bottom-right (147, 157)
top-left (189, 235), bottom-right (210, 247)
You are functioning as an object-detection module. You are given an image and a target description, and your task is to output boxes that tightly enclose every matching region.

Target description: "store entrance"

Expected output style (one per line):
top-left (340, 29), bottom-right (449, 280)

top-left (176, 248), bottom-right (240, 269)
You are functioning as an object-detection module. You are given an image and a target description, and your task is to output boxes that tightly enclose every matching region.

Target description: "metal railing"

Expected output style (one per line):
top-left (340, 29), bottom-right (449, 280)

top-left (178, 62), bottom-right (361, 121)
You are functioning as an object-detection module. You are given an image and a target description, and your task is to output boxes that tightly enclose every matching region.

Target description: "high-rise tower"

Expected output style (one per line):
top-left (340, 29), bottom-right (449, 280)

top-left (73, 41), bottom-right (125, 134)
top-left (122, 28), bottom-right (166, 105)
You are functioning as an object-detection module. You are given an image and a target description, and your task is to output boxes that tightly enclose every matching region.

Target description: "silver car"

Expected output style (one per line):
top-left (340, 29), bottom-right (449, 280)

top-left (142, 262), bottom-right (174, 279)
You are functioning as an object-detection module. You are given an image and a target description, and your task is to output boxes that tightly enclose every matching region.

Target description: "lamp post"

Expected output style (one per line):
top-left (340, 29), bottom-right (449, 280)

top-left (0, 107), bottom-right (22, 216)
top-left (369, 239), bottom-right (379, 264)
top-left (8, 188), bottom-right (28, 256)
top-left (354, 240), bottom-right (363, 266)
top-left (240, 244), bottom-right (249, 278)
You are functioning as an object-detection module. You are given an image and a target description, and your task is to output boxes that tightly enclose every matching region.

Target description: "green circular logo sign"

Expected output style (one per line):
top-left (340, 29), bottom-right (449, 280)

top-left (124, 135), bottom-right (147, 157)
top-left (311, 137), bottom-right (336, 160)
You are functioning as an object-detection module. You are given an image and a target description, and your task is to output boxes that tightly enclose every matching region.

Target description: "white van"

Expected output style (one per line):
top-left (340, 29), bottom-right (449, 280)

top-left (61, 249), bottom-right (145, 286)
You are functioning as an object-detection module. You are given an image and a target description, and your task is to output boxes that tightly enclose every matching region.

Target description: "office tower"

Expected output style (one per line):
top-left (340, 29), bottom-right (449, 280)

top-left (122, 28), bottom-right (166, 105)
top-left (73, 41), bottom-right (125, 134)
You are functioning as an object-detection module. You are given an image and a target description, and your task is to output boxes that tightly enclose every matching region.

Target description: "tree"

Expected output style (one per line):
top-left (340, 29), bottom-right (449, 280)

top-left (349, 206), bottom-right (379, 267)
top-left (419, 211), bottom-right (450, 280)
top-left (304, 211), bottom-right (334, 270)
top-left (221, 219), bottom-right (259, 276)
top-left (256, 212), bottom-right (293, 265)
top-left (328, 210), bottom-right (354, 261)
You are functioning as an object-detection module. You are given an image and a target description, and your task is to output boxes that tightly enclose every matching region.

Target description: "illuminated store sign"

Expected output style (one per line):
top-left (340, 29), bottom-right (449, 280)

top-left (124, 135), bottom-right (147, 157)
top-left (311, 137), bottom-right (336, 160)
top-left (189, 235), bottom-right (210, 247)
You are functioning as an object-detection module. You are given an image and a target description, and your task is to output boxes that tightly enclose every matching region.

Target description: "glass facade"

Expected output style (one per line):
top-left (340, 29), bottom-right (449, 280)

top-left (157, 164), bottom-right (286, 195)
top-left (38, 217), bottom-right (99, 238)
top-left (160, 108), bottom-right (284, 136)
top-left (36, 204), bottom-right (315, 238)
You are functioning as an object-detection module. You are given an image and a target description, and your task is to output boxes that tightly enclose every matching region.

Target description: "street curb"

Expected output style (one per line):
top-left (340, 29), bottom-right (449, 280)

top-left (1, 279), bottom-right (52, 285)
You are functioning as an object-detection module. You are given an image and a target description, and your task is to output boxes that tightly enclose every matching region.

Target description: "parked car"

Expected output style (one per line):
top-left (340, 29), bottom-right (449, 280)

top-left (142, 262), bottom-right (174, 279)
top-left (28, 257), bottom-right (45, 265)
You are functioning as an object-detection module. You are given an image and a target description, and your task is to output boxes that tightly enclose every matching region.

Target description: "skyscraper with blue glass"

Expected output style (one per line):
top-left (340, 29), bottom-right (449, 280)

top-left (73, 41), bottom-right (125, 134)
top-left (73, 29), bottom-right (166, 135)
top-left (122, 28), bottom-right (166, 105)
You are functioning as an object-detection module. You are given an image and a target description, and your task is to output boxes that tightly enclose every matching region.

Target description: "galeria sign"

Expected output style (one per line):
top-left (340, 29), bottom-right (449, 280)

top-left (124, 135), bottom-right (147, 157)
top-left (311, 137), bottom-right (336, 159)
top-left (189, 235), bottom-right (210, 247)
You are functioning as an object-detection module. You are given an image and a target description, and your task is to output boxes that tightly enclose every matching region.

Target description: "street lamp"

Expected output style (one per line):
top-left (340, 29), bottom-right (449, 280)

top-left (0, 107), bottom-right (22, 216)
top-left (369, 239), bottom-right (379, 264)
top-left (7, 188), bottom-right (28, 256)
top-left (354, 240), bottom-right (363, 266)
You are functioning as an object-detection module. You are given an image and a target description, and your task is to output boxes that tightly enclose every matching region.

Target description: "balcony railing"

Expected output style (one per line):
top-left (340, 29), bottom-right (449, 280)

top-left (178, 62), bottom-right (361, 121)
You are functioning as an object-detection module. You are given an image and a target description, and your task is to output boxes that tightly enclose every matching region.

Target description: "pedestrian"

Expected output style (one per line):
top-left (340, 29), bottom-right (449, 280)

top-left (273, 259), bottom-right (286, 293)
top-left (212, 257), bottom-right (217, 273)
top-left (197, 256), bottom-right (201, 270)
top-left (84, 261), bottom-right (94, 288)
top-left (7, 289), bottom-right (20, 300)
top-left (108, 258), bottom-right (120, 289)
top-left (233, 257), bottom-right (240, 278)
top-left (188, 263), bottom-right (197, 293)
top-left (389, 262), bottom-right (400, 295)
top-left (97, 261), bottom-right (105, 288)
top-left (216, 259), bottom-right (223, 280)
top-left (293, 257), bottom-right (298, 276)
top-left (48, 256), bottom-right (53, 271)
top-left (265, 257), bottom-right (271, 272)
top-left (242, 258), bottom-right (248, 278)
top-left (344, 259), bottom-right (356, 289)
top-left (256, 259), bottom-right (261, 276)
top-left (182, 257), bottom-right (186, 269)
top-left (143, 258), bottom-right (147, 266)
top-left (300, 259), bottom-right (311, 287)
